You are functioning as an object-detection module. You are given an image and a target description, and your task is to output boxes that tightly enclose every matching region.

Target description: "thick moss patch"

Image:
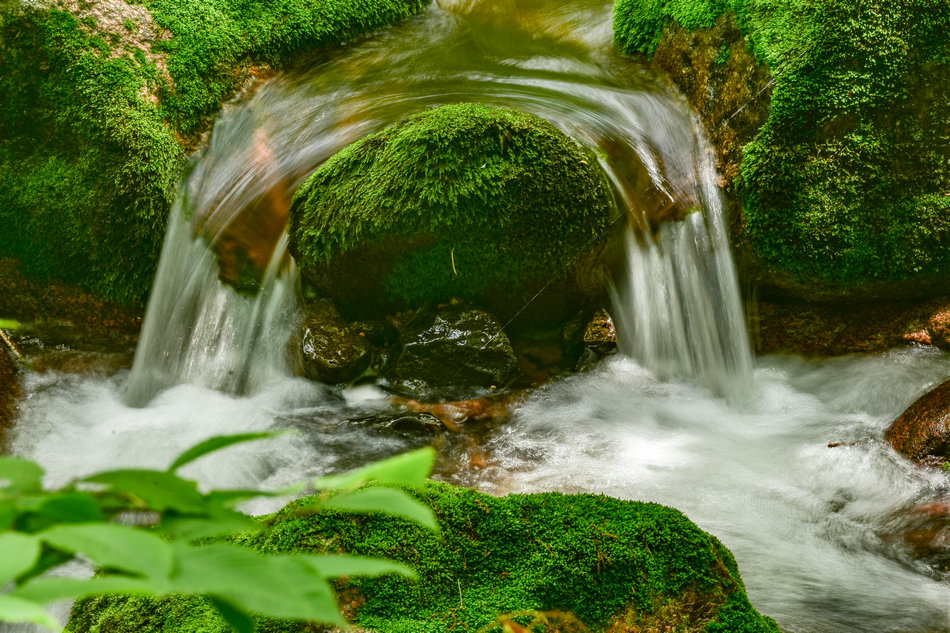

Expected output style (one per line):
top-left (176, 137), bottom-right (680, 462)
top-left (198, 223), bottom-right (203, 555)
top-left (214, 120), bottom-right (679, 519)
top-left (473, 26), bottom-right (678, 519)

top-left (289, 103), bottom-right (614, 330)
top-left (0, 0), bottom-right (428, 306)
top-left (614, 0), bottom-right (950, 297)
top-left (67, 482), bottom-right (781, 632)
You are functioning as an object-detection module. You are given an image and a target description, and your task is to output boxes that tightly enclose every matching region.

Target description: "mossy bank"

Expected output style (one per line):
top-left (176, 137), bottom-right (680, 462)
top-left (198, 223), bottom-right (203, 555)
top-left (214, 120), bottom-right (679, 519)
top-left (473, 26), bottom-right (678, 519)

top-left (289, 103), bottom-right (615, 332)
top-left (0, 0), bottom-right (428, 307)
top-left (68, 482), bottom-right (782, 632)
top-left (614, 0), bottom-right (950, 300)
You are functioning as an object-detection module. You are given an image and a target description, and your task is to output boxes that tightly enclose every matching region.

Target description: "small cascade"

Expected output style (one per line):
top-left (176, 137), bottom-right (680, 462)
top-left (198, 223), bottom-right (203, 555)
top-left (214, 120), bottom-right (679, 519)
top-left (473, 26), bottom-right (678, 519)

top-left (124, 112), bottom-right (304, 407)
top-left (605, 109), bottom-right (753, 398)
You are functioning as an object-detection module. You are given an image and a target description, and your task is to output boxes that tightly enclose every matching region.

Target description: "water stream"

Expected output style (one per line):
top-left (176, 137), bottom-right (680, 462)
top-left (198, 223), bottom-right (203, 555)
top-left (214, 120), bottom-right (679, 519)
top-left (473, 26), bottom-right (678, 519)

top-left (7, 1), bottom-right (950, 631)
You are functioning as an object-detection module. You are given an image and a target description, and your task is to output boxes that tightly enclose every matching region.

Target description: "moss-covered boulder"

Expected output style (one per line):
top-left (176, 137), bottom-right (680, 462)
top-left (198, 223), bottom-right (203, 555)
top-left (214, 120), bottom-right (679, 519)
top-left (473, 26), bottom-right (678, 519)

top-left (0, 0), bottom-right (428, 307)
top-left (614, 0), bottom-right (950, 301)
top-left (67, 482), bottom-right (782, 632)
top-left (289, 103), bottom-right (615, 333)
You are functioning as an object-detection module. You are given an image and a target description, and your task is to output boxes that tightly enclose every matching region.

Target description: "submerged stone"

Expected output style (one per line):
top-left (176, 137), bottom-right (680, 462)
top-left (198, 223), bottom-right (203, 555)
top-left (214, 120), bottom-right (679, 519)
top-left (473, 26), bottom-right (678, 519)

top-left (67, 482), bottom-right (783, 633)
top-left (383, 308), bottom-right (519, 402)
top-left (289, 103), bottom-right (615, 333)
top-left (885, 379), bottom-right (950, 465)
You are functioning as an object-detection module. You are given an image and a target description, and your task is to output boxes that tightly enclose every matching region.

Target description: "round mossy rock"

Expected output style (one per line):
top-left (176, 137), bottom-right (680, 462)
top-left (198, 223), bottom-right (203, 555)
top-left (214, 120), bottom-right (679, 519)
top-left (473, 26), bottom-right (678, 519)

top-left (67, 482), bottom-right (783, 633)
top-left (289, 103), bottom-right (615, 332)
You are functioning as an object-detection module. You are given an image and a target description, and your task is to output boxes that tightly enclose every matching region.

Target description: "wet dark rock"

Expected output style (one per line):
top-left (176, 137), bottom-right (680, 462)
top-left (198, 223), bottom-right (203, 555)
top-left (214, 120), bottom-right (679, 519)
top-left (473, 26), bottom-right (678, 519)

top-left (583, 308), bottom-right (617, 354)
top-left (885, 379), bottom-right (950, 465)
top-left (384, 308), bottom-right (518, 401)
top-left (352, 411), bottom-right (446, 436)
top-left (574, 309), bottom-right (618, 372)
top-left (292, 300), bottom-right (371, 385)
top-left (350, 318), bottom-right (399, 347)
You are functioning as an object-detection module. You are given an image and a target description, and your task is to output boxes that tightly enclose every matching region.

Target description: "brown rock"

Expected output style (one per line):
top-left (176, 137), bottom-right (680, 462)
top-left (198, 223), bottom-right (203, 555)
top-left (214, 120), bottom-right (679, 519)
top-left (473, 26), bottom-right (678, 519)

top-left (927, 308), bottom-right (950, 349)
top-left (752, 296), bottom-right (950, 356)
top-left (879, 495), bottom-right (950, 578)
top-left (395, 392), bottom-right (520, 431)
top-left (885, 379), bottom-right (950, 464)
top-left (0, 345), bottom-right (19, 444)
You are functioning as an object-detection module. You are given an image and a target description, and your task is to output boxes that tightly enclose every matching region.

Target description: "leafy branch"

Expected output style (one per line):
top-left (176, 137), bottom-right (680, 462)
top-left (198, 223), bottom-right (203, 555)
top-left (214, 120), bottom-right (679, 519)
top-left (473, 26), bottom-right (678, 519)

top-left (0, 434), bottom-right (437, 632)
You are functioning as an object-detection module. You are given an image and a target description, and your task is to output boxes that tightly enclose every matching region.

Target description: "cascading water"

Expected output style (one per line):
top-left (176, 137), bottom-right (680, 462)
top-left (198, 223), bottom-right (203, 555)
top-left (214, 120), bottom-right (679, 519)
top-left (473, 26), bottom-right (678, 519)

top-left (7, 1), bottom-right (950, 632)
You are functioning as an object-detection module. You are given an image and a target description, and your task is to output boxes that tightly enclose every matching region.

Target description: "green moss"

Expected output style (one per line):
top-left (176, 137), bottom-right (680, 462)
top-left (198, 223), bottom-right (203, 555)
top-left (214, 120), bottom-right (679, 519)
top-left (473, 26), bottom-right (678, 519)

top-left (0, 8), bottom-right (182, 304)
top-left (67, 482), bottom-right (781, 632)
top-left (289, 103), bottom-right (613, 326)
top-left (614, 0), bottom-right (950, 292)
top-left (614, 0), bottom-right (726, 55)
top-left (0, 0), bottom-right (427, 306)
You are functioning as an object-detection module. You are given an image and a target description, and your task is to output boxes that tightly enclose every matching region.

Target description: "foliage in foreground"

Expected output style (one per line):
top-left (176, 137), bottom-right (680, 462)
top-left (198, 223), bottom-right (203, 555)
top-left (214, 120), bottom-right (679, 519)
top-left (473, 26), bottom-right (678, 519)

top-left (0, 0), bottom-right (428, 305)
top-left (614, 0), bottom-right (950, 293)
top-left (0, 434), bottom-right (437, 632)
top-left (69, 481), bottom-right (782, 632)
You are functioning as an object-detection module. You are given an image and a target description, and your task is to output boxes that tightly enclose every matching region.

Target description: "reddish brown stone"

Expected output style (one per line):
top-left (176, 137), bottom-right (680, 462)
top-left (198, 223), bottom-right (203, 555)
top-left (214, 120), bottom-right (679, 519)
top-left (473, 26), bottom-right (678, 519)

top-left (395, 392), bottom-right (522, 431)
top-left (885, 379), bottom-right (950, 464)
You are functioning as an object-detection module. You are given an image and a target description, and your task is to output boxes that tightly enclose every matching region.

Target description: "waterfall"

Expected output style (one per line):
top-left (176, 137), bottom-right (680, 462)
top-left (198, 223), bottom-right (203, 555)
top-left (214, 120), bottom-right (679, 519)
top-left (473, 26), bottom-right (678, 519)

top-left (124, 113), bottom-right (302, 407)
top-left (603, 102), bottom-right (753, 398)
top-left (123, 0), bottom-right (753, 406)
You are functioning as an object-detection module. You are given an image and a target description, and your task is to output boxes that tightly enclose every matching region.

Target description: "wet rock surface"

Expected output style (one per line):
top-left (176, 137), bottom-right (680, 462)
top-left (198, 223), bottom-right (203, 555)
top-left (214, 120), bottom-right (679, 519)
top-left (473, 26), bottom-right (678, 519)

top-left (384, 308), bottom-right (519, 402)
top-left (885, 379), bottom-right (950, 465)
top-left (882, 495), bottom-right (950, 579)
top-left (752, 296), bottom-right (950, 356)
top-left (350, 411), bottom-right (446, 436)
top-left (292, 301), bottom-right (371, 384)
top-left (0, 344), bottom-right (18, 440)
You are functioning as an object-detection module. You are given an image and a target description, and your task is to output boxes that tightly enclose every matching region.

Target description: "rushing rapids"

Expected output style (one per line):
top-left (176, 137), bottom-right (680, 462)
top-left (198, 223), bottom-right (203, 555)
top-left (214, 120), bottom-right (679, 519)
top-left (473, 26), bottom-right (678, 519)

top-left (7, 1), bottom-right (950, 631)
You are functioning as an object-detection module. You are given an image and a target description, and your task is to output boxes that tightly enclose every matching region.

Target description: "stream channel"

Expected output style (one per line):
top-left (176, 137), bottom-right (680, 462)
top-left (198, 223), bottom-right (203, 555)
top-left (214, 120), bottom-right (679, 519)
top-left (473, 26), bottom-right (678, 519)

top-left (8, 1), bottom-right (950, 631)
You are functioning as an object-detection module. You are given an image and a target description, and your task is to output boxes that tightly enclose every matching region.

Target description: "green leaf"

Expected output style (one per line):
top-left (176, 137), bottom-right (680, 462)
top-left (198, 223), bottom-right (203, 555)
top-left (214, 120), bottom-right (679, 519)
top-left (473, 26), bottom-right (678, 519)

top-left (205, 488), bottom-right (290, 506)
top-left (40, 524), bottom-right (173, 579)
top-left (32, 492), bottom-right (103, 525)
top-left (0, 594), bottom-right (59, 631)
top-left (83, 470), bottom-right (207, 514)
top-left (324, 487), bottom-right (438, 531)
top-left (302, 554), bottom-right (416, 580)
top-left (0, 458), bottom-right (44, 493)
top-left (13, 576), bottom-right (158, 604)
top-left (169, 544), bottom-right (345, 625)
top-left (0, 533), bottom-right (40, 585)
top-left (0, 319), bottom-right (21, 330)
top-left (154, 514), bottom-right (260, 541)
top-left (313, 447), bottom-right (434, 491)
top-left (209, 597), bottom-right (257, 633)
top-left (168, 432), bottom-right (279, 472)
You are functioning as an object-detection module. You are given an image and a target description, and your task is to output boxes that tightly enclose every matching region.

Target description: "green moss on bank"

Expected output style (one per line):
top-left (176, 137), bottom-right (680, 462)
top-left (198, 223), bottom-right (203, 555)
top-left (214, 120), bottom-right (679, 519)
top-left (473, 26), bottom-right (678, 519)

top-left (614, 0), bottom-right (950, 295)
top-left (0, 0), bottom-right (427, 305)
top-left (67, 482), bottom-right (781, 632)
top-left (289, 103), bottom-right (613, 327)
